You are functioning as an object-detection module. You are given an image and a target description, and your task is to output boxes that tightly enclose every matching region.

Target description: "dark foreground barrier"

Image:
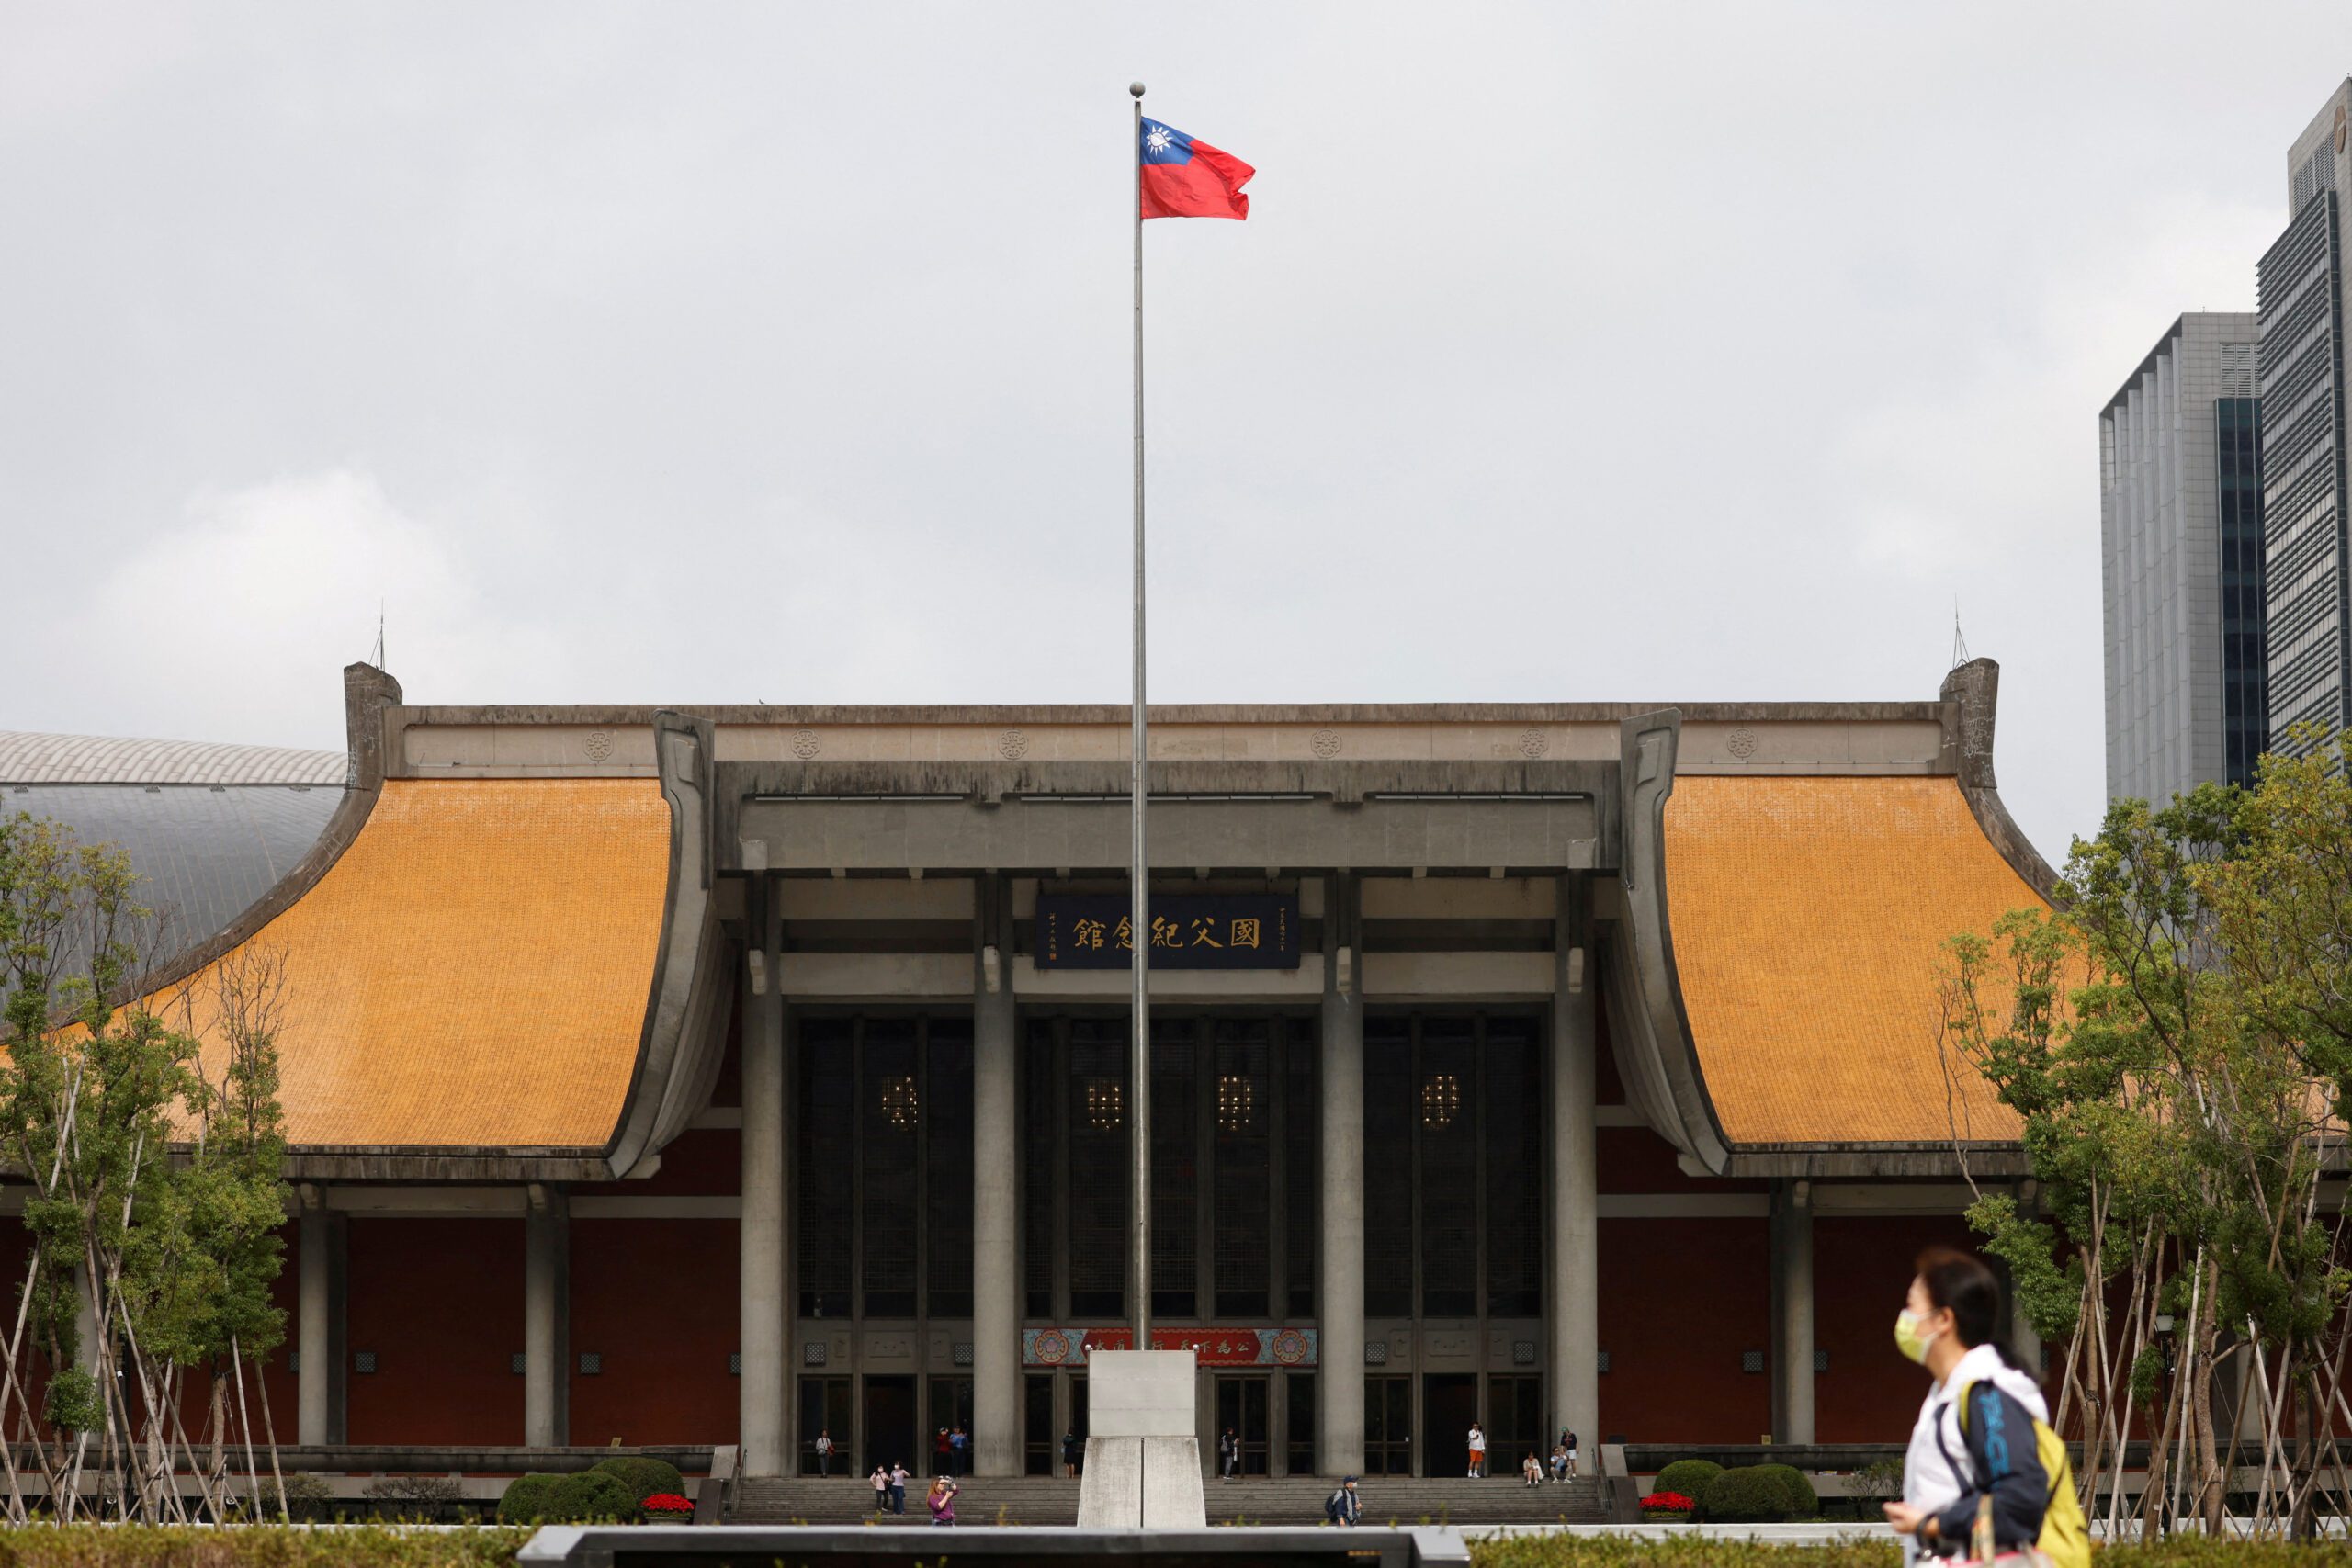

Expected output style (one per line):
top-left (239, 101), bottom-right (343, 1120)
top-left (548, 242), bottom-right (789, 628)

top-left (518, 1524), bottom-right (1471, 1568)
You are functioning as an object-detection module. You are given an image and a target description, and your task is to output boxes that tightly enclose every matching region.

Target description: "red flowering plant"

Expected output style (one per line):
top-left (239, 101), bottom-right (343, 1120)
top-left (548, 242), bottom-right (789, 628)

top-left (1638, 1490), bottom-right (1696, 1521)
top-left (641, 1493), bottom-right (695, 1521)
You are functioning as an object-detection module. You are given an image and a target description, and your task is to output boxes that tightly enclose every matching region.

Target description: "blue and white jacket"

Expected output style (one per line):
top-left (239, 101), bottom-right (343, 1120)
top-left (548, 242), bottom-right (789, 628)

top-left (1900, 1342), bottom-right (2050, 1562)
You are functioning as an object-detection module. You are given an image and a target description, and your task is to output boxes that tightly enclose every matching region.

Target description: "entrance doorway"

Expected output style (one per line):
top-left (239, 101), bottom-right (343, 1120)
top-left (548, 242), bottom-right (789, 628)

top-left (928, 1376), bottom-right (974, 1474)
top-left (798, 1377), bottom-right (852, 1476)
top-left (863, 1374), bottom-right (917, 1474)
top-left (1364, 1375), bottom-right (1412, 1475)
top-left (1423, 1373), bottom-right (1480, 1478)
top-left (1213, 1375), bottom-right (1270, 1476)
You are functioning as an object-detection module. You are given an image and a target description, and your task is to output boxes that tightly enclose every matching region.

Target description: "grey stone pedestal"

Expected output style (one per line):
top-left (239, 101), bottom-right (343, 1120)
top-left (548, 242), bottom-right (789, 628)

top-left (1076, 1349), bottom-right (1207, 1528)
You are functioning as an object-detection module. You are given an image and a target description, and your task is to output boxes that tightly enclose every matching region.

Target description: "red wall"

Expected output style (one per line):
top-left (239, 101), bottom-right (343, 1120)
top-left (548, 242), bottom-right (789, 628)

top-left (1598, 1214), bottom-right (1770, 1442)
top-left (1813, 1213), bottom-right (1982, 1441)
top-left (569, 1218), bottom-right (739, 1445)
top-left (345, 1217), bottom-right (524, 1444)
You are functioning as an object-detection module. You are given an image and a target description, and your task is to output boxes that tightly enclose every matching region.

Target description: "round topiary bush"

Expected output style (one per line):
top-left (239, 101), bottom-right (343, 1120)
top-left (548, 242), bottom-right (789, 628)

top-left (552, 1469), bottom-right (640, 1523)
top-left (594, 1456), bottom-right (687, 1508)
top-left (1749, 1462), bottom-right (1820, 1517)
top-left (497, 1472), bottom-right (564, 1525)
top-left (1652, 1460), bottom-right (1724, 1514)
top-left (1702, 1465), bottom-right (1793, 1523)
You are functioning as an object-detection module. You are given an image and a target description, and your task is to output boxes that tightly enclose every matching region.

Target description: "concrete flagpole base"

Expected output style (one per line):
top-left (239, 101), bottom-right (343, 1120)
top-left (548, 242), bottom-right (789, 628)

top-left (1075, 1348), bottom-right (1205, 1529)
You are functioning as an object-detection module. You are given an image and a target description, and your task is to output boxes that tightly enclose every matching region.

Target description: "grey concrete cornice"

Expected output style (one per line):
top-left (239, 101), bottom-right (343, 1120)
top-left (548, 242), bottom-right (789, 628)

top-left (396, 700), bottom-right (1951, 726)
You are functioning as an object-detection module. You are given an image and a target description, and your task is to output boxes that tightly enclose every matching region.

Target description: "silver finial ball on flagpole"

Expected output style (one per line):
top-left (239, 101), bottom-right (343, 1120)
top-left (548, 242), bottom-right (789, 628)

top-left (1130, 82), bottom-right (1146, 97)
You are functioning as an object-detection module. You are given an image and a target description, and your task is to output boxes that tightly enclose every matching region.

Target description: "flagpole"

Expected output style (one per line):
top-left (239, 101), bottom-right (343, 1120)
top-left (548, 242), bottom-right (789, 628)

top-left (1127, 79), bottom-right (1151, 1350)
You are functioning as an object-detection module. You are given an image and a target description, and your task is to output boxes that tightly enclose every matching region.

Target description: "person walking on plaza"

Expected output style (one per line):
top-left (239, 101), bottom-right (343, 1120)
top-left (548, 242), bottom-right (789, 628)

top-left (870, 1463), bottom-right (889, 1514)
top-left (1565, 1429), bottom-right (1579, 1479)
top-left (889, 1462), bottom-right (910, 1515)
top-left (933, 1427), bottom-right (952, 1475)
top-left (950, 1424), bottom-right (968, 1475)
top-left (1325, 1475), bottom-right (1361, 1527)
top-left (1061, 1428), bottom-right (1081, 1479)
top-left (1883, 1246), bottom-right (2074, 1565)
top-left (814, 1428), bottom-right (833, 1476)
top-left (927, 1476), bottom-right (958, 1527)
top-left (1466, 1421), bottom-right (1487, 1479)
top-left (1218, 1427), bottom-right (1238, 1481)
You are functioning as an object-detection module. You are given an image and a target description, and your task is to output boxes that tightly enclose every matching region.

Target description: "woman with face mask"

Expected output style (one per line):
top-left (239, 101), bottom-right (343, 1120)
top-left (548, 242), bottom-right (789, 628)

top-left (1882, 1247), bottom-right (2052, 1562)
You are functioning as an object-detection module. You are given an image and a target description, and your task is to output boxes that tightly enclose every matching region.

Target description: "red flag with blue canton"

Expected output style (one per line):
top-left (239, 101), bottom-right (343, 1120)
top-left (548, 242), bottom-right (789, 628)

top-left (1139, 118), bottom-right (1253, 220)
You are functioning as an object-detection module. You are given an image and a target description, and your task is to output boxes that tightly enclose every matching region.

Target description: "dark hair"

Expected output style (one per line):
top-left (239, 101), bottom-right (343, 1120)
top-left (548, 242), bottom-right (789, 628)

top-left (1916, 1245), bottom-right (2031, 1376)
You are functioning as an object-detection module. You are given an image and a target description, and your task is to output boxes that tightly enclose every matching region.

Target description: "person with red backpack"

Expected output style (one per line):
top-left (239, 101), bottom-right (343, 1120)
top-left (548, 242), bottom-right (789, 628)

top-left (1881, 1247), bottom-right (2086, 1567)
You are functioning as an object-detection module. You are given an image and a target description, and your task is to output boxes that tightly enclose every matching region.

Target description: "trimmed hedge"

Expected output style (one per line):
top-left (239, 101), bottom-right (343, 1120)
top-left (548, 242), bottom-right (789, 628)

top-left (1699, 1466), bottom-right (1797, 1523)
top-left (551, 1471), bottom-right (639, 1523)
top-left (591, 1456), bottom-right (686, 1506)
top-left (493, 1474), bottom-right (562, 1526)
top-left (1747, 1462), bottom-right (1819, 1517)
top-left (495, 1469), bottom-right (639, 1525)
top-left (1649, 1460), bottom-right (1723, 1513)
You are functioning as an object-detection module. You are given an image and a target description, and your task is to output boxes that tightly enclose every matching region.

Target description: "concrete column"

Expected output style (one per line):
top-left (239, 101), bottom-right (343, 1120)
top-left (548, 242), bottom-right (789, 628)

top-left (741, 877), bottom-right (790, 1476)
top-left (1549, 875), bottom-right (1600, 1449)
top-left (973, 874), bottom-right (1023, 1477)
top-left (524, 1182), bottom-right (571, 1447)
top-left (1317, 874), bottom-right (1365, 1475)
top-left (298, 1185), bottom-right (334, 1446)
top-left (1770, 1180), bottom-right (1815, 1445)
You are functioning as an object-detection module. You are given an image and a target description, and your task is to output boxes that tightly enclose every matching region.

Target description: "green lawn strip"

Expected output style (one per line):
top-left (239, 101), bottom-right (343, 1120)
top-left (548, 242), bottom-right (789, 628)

top-left (0, 1525), bottom-right (531, 1568)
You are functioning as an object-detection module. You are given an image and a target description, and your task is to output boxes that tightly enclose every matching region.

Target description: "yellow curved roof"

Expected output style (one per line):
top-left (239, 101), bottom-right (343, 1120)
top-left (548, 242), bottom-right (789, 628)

top-left (153, 778), bottom-right (670, 1149)
top-left (1663, 775), bottom-right (2038, 1146)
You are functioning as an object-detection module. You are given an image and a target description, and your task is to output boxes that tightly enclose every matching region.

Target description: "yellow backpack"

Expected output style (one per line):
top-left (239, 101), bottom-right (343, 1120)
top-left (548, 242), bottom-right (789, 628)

top-left (1952, 1378), bottom-right (2091, 1568)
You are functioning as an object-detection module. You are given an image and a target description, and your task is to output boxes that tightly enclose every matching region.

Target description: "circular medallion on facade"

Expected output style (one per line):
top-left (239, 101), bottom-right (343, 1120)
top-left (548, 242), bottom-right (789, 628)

top-left (1270, 1326), bottom-right (1311, 1366)
top-left (1309, 727), bottom-right (1341, 759)
top-left (791, 728), bottom-right (822, 760)
top-left (1518, 727), bottom-right (1549, 758)
top-left (1031, 1328), bottom-right (1072, 1366)
top-left (582, 729), bottom-right (615, 763)
top-left (1726, 727), bottom-right (1758, 760)
top-left (997, 728), bottom-right (1031, 761)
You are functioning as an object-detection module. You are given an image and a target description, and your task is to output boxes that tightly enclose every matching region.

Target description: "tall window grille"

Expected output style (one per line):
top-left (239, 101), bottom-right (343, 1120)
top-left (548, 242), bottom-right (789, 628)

top-left (1021, 1028), bottom-right (1057, 1317)
top-left (1483, 1018), bottom-right (1544, 1315)
top-left (1283, 1017), bottom-right (1318, 1316)
top-left (1150, 1019), bottom-right (1198, 1319)
top-left (797, 1019), bottom-right (855, 1318)
top-left (2219, 395), bottom-right (2270, 787)
top-left (926, 1020), bottom-right (975, 1318)
top-left (1362, 1011), bottom-right (1545, 1322)
top-left (1363, 1020), bottom-right (1414, 1318)
top-left (1066, 1021), bottom-right (1129, 1319)
top-left (1210, 1019), bottom-right (1272, 1316)
top-left (859, 1019), bottom-right (921, 1318)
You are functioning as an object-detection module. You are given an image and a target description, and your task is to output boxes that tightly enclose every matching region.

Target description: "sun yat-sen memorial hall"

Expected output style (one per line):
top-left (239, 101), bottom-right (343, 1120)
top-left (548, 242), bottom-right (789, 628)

top-left (0, 658), bottom-right (2053, 1480)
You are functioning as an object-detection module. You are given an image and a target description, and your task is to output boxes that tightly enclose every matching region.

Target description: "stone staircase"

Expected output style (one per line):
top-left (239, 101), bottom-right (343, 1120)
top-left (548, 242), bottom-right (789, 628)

top-left (728, 1474), bottom-right (1611, 1526)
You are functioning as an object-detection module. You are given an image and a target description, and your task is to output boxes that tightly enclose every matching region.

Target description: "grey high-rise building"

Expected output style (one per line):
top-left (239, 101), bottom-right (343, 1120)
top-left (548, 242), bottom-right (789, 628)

top-left (2100, 314), bottom-right (2266, 804)
top-left (2259, 80), bottom-right (2352, 752)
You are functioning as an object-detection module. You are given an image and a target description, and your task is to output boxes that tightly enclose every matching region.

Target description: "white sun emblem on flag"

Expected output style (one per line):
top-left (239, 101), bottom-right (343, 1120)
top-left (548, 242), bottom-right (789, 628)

top-left (1143, 124), bottom-right (1173, 155)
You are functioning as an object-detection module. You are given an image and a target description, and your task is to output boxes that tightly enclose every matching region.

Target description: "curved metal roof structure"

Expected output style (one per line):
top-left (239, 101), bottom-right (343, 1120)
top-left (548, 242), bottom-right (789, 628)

top-left (2, 731), bottom-right (347, 983)
top-left (0, 731), bottom-right (345, 786)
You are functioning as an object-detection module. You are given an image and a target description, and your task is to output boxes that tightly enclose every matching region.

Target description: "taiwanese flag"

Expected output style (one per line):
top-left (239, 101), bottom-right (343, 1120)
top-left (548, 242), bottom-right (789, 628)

top-left (1139, 118), bottom-right (1253, 220)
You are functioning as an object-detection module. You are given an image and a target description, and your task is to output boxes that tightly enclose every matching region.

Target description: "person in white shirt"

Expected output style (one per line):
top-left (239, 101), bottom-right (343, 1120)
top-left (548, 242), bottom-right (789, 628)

top-left (1466, 1422), bottom-right (1487, 1479)
top-left (1882, 1246), bottom-right (2052, 1564)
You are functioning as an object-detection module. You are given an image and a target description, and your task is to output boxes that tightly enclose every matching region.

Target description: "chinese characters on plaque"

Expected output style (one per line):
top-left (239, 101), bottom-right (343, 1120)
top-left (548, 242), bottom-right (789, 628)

top-left (1035, 892), bottom-right (1300, 971)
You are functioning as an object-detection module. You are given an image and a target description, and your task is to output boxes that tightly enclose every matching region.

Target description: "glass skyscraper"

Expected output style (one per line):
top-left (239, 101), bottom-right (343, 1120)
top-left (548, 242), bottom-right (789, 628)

top-left (2258, 83), bottom-right (2352, 754)
top-left (2101, 315), bottom-right (2264, 804)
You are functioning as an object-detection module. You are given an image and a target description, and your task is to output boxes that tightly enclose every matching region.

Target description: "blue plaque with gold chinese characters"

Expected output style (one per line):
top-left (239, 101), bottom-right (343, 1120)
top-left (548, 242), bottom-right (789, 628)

top-left (1035, 892), bottom-right (1299, 970)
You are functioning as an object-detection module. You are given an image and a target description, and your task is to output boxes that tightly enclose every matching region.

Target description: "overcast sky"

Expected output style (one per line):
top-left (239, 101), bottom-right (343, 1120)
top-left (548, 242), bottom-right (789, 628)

top-left (2, 4), bottom-right (2341, 857)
